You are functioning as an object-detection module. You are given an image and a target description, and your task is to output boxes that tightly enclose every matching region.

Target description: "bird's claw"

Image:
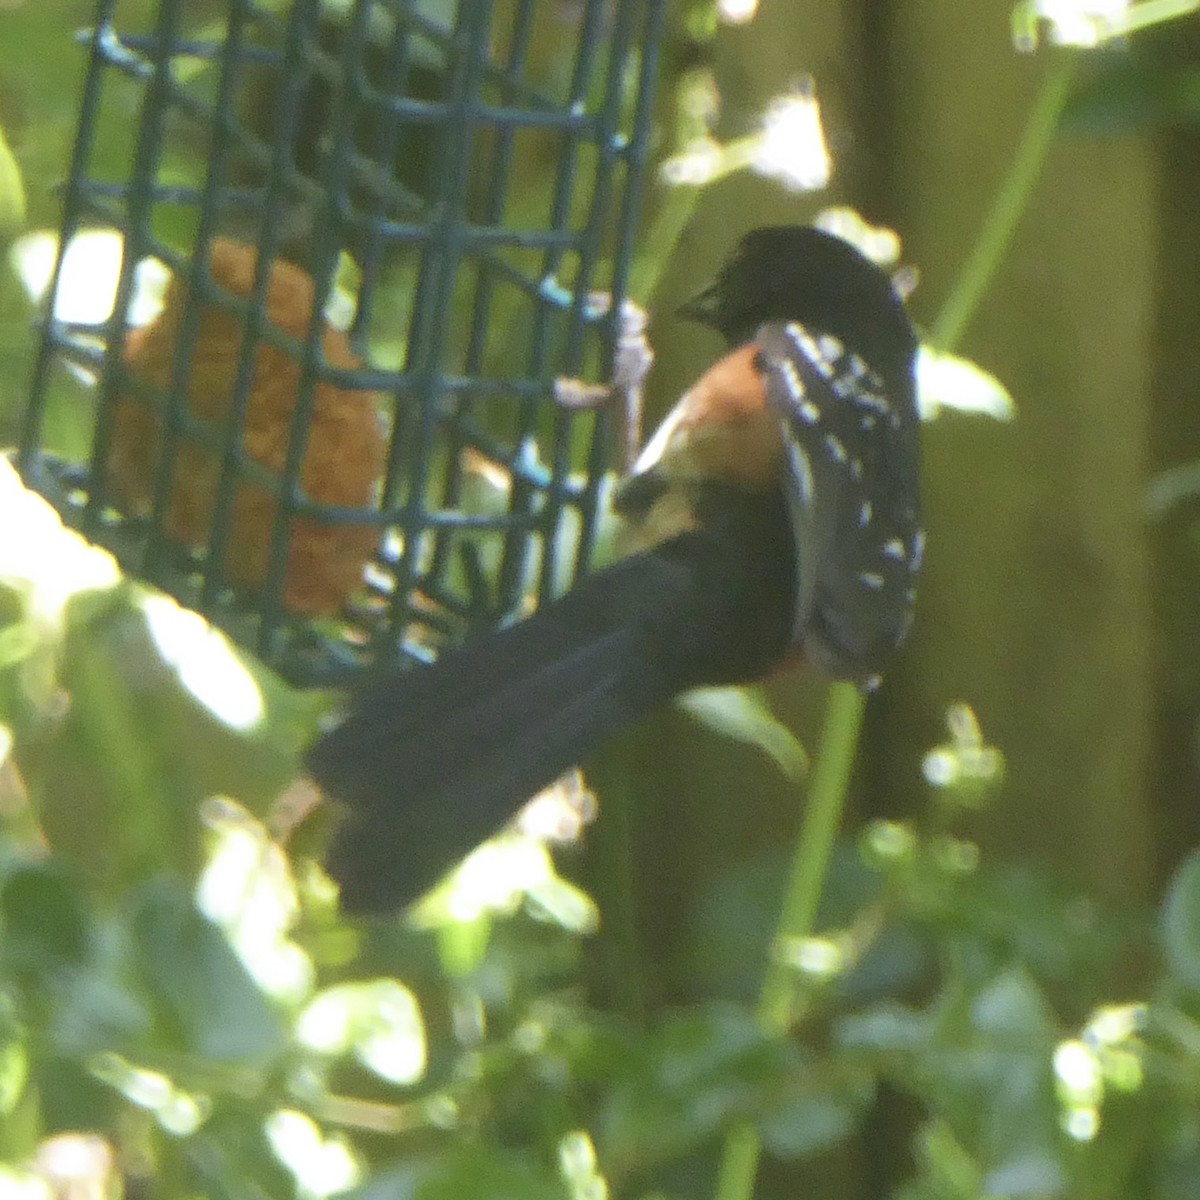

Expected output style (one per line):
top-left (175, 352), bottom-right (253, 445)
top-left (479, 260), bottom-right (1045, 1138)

top-left (553, 295), bottom-right (653, 471)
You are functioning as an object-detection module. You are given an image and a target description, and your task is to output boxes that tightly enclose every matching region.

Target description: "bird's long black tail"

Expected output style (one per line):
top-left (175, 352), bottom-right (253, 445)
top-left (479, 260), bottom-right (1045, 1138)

top-left (306, 487), bottom-right (795, 912)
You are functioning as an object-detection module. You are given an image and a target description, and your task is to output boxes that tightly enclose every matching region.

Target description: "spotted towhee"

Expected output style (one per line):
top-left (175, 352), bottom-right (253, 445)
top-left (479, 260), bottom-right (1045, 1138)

top-left (306, 225), bottom-right (923, 913)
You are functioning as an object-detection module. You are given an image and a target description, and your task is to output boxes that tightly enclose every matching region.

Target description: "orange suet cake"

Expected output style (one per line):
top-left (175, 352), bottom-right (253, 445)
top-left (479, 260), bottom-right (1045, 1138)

top-left (108, 238), bottom-right (386, 616)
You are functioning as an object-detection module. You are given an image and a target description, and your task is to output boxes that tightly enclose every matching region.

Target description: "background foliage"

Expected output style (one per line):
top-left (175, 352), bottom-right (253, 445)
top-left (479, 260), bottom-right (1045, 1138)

top-left (3, 1), bottom-right (1200, 1198)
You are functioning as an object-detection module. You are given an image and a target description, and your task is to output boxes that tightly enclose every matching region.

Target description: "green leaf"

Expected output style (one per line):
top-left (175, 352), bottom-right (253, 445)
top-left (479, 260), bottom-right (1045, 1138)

top-left (48, 960), bottom-right (153, 1058)
top-left (597, 1004), bottom-right (796, 1173)
top-left (0, 861), bottom-right (92, 971)
top-left (0, 123), bottom-right (26, 237)
top-left (1162, 849), bottom-right (1200, 991)
top-left (970, 965), bottom-right (1056, 1039)
top-left (0, 993), bottom-right (28, 1117)
top-left (916, 346), bottom-right (1015, 421)
top-left (757, 1063), bottom-right (874, 1159)
top-left (343, 1147), bottom-right (564, 1200)
top-left (676, 686), bottom-right (808, 780)
top-left (1065, 53), bottom-right (1200, 135)
top-left (836, 1001), bottom-right (937, 1054)
top-left (128, 878), bottom-right (286, 1064)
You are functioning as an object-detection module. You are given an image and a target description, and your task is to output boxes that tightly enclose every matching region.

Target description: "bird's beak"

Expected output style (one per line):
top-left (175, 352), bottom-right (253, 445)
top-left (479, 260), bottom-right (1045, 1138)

top-left (676, 283), bottom-right (722, 327)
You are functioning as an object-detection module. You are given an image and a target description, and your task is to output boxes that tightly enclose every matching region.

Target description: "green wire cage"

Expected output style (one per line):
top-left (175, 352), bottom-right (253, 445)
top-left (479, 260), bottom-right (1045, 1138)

top-left (16, 0), bottom-right (668, 685)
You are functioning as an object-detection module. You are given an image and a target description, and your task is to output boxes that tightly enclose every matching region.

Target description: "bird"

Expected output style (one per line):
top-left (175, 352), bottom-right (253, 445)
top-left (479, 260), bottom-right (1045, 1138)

top-left (108, 238), bottom-right (386, 616)
top-left (305, 224), bottom-right (923, 913)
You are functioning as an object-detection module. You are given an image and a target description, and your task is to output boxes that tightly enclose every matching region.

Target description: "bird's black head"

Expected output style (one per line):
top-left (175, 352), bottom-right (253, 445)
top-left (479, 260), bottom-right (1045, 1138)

top-left (679, 225), bottom-right (917, 384)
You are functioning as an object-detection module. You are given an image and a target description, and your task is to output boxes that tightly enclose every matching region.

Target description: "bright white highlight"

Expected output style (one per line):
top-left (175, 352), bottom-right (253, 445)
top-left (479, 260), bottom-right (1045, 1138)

top-left (10, 228), bottom-right (169, 327)
top-left (752, 88), bottom-right (832, 191)
top-left (141, 594), bottom-right (264, 731)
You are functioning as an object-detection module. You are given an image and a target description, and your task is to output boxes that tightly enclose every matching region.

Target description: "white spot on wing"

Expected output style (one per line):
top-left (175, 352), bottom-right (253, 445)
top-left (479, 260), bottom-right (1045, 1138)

top-left (859, 500), bottom-right (873, 527)
top-left (777, 357), bottom-right (805, 399)
top-left (824, 433), bottom-right (848, 463)
top-left (818, 333), bottom-right (844, 361)
top-left (785, 322), bottom-right (816, 356)
top-left (860, 571), bottom-right (885, 590)
top-left (882, 537), bottom-right (906, 560)
top-left (855, 389), bottom-right (891, 415)
top-left (786, 322), bottom-right (833, 379)
top-left (786, 436), bottom-right (814, 506)
top-left (910, 528), bottom-right (926, 570)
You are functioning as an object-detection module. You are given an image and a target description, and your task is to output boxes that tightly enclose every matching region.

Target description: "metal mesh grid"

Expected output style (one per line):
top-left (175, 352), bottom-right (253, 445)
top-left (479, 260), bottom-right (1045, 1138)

top-left (17, 0), bottom-right (667, 685)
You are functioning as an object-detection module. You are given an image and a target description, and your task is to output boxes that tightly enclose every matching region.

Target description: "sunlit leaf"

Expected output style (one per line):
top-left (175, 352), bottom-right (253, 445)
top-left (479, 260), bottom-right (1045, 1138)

top-left (266, 1109), bottom-right (361, 1199)
top-left (141, 596), bottom-right (265, 733)
top-left (9, 228), bottom-right (169, 327)
top-left (0, 459), bottom-right (121, 625)
top-left (295, 979), bottom-right (426, 1086)
top-left (813, 207), bottom-right (902, 268)
top-left (1014, 0), bottom-right (1200, 49)
top-left (30, 1134), bottom-right (117, 1198)
top-left (90, 1053), bottom-right (210, 1136)
top-left (0, 123), bottom-right (27, 236)
top-left (917, 346), bottom-right (1016, 421)
top-left (196, 798), bottom-right (311, 1003)
top-left (677, 686), bottom-right (808, 780)
top-left (0, 995), bottom-right (28, 1118)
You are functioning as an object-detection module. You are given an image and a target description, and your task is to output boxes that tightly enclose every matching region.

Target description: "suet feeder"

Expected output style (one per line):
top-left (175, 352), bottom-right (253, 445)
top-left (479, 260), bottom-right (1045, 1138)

top-left (16, 0), bottom-right (668, 685)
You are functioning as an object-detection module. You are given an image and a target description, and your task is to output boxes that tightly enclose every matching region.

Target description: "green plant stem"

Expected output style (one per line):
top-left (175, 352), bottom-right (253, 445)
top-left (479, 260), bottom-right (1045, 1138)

top-left (754, 684), bottom-right (866, 1031)
top-left (1115, 0), bottom-right (1200, 38)
top-left (713, 684), bottom-right (865, 1200)
top-left (931, 57), bottom-right (1076, 353)
top-left (713, 54), bottom-right (1078, 1200)
top-left (628, 180), bottom-right (704, 305)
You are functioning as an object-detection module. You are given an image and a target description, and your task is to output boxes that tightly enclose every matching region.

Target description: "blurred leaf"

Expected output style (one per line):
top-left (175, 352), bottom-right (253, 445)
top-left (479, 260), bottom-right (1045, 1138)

top-left (1146, 458), bottom-right (1200, 519)
top-left (908, 1117), bottom-right (984, 1200)
top-left (756, 1060), bottom-right (874, 1159)
top-left (48, 958), bottom-right (153, 1058)
top-left (597, 1003), bottom-right (797, 1173)
top-left (0, 861), bottom-right (92, 971)
top-left (0, 123), bottom-right (26, 237)
top-left (128, 878), bottom-right (287, 1064)
top-left (0, 861), bottom-right (153, 1057)
top-left (677, 686), bottom-right (808, 780)
top-left (1065, 53), bottom-right (1200, 134)
top-left (417, 1148), bottom-right (564, 1200)
top-left (837, 1000), bottom-right (937, 1054)
top-left (184, 1117), bottom-right (295, 1200)
top-left (1162, 849), bottom-right (1200, 992)
top-left (296, 978), bottom-right (426, 1086)
top-left (0, 992), bottom-right (28, 1117)
top-left (971, 965), bottom-right (1056, 1039)
top-left (343, 1146), bottom-right (563, 1200)
top-left (983, 1149), bottom-right (1067, 1197)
